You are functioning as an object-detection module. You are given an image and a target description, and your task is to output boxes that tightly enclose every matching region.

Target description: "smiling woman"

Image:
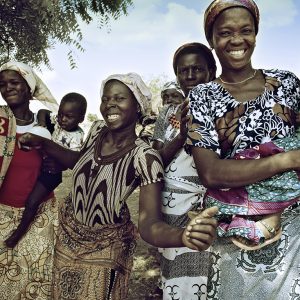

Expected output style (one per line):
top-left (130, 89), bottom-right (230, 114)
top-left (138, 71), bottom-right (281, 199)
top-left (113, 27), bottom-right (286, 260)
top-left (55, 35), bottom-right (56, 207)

top-left (186, 0), bottom-right (300, 299)
top-left (18, 72), bottom-right (218, 299)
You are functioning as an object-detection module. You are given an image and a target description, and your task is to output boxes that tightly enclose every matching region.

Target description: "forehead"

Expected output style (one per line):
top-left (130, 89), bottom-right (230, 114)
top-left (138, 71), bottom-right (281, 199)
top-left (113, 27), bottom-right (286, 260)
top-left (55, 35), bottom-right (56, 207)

top-left (59, 101), bottom-right (80, 112)
top-left (177, 53), bottom-right (209, 68)
top-left (103, 80), bottom-right (132, 95)
top-left (162, 89), bottom-right (183, 96)
top-left (214, 7), bottom-right (254, 28)
top-left (0, 69), bottom-right (25, 81)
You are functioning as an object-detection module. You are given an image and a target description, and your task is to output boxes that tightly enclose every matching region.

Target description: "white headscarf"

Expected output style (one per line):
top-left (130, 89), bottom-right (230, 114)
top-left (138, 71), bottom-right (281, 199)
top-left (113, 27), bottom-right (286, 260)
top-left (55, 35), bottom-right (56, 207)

top-left (161, 80), bottom-right (185, 98)
top-left (100, 72), bottom-right (152, 116)
top-left (0, 61), bottom-right (58, 112)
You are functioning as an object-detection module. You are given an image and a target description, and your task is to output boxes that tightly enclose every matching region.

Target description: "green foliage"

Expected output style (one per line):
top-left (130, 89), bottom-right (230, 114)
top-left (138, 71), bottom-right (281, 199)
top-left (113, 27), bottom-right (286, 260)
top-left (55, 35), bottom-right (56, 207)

top-left (0, 0), bottom-right (133, 69)
top-left (146, 74), bottom-right (169, 115)
top-left (86, 113), bottom-right (99, 123)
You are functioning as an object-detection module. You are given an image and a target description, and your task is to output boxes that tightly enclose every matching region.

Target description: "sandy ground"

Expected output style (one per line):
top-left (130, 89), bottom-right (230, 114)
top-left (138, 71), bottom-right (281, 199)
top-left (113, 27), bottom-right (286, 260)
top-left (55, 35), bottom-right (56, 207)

top-left (55, 170), bottom-right (162, 300)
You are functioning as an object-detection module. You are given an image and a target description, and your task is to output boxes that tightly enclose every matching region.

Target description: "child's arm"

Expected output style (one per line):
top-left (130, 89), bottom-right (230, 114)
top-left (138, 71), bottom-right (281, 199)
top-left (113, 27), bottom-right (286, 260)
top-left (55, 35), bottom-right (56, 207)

top-left (37, 109), bottom-right (51, 127)
top-left (4, 175), bottom-right (60, 248)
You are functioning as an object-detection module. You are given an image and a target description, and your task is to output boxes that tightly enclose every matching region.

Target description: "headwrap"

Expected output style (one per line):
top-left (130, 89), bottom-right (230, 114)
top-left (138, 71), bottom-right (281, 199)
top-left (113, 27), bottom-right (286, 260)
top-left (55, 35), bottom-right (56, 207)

top-left (172, 42), bottom-right (217, 79)
top-left (0, 61), bottom-right (58, 112)
top-left (161, 80), bottom-right (185, 98)
top-left (204, 0), bottom-right (260, 41)
top-left (100, 73), bottom-right (152, 117)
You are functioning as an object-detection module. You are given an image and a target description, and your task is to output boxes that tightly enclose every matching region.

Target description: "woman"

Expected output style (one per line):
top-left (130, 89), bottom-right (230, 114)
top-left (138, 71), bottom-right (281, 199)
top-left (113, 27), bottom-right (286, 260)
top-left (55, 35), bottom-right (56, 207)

top-left (0, 61), bottom-right (60, 299)
top-left (186, 0), bottom-right (300, 298)
top-left (152, 43), bottom-right (217, 300)
top-left (19, 72), bottom-right (218, 299)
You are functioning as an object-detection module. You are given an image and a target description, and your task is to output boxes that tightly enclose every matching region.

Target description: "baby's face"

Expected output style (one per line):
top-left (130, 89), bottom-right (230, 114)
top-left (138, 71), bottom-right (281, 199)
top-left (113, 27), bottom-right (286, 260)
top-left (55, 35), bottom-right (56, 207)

top-left (57, 102), bottom-right (83, 131)
top-left (161, 89), bottom-right (184, 106)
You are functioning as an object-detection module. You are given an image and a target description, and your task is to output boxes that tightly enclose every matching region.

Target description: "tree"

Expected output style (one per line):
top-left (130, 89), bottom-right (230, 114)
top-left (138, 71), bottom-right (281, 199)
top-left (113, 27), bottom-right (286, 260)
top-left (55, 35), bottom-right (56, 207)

top-left (0, 0), bottom-right (133, 69)
top-left (146, 74), bottom-right (169, 115)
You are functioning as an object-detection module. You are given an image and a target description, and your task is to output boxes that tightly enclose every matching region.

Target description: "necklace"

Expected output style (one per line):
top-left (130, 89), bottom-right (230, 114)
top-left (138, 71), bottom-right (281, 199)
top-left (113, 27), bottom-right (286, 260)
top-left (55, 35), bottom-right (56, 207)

top-left (15, 112), bottom-right (34, 124)
top-left (219, 69), bottom-right (257, 85)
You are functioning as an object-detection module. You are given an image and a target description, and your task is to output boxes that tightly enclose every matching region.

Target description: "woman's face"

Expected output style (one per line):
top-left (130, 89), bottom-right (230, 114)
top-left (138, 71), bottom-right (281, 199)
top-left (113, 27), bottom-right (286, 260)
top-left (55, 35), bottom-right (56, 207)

top-left (161, 89), bottom-right (184, 106)
top-left (0, 70), bottom-right (31, 108)
top-left (100, 80), bottom-right (139, 131)
top-left (176, 53), bottom-right (212, 96)
top-left (210, 7), bottom-right (256, 71)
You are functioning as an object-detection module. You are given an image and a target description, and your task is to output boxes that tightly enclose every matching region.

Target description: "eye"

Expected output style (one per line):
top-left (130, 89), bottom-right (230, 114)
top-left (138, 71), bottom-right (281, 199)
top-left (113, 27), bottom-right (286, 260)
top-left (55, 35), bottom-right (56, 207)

top-left (242, 28), bottom-right (253, 35)
top-left (116, 97), bottom-right (126, 102)
top-left (101, 97), bottom-right (108, 103)
top-left (219, 30), bottom-right (231, 37)
top-left (178, 68), bottom-right (188, 75)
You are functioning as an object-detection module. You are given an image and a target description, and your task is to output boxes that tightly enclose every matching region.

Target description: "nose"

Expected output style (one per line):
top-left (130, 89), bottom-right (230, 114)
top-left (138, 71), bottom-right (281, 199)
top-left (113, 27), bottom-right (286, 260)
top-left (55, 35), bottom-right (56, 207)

top-left (230, 33), bottom-right (243, 44)
top-left (187, 67), bottom-right (195, 80)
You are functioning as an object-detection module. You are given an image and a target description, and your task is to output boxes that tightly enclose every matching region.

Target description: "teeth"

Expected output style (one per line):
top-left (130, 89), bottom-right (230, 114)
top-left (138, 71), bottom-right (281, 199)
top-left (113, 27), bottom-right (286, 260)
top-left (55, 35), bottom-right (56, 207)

top-left (229, 50), bottom-right (245, 57)
top-left (107, 114), bottom-right (119, 121)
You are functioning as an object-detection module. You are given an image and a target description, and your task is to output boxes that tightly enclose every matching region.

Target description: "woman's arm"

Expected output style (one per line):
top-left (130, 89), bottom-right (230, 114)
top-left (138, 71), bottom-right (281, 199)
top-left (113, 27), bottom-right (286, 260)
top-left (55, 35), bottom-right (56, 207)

top-left (192, 147), bottom-right (300, 189)
top-left (138, 182), bottom-right (218, 250)
top-left (18, 133), bottom-right (80, 169)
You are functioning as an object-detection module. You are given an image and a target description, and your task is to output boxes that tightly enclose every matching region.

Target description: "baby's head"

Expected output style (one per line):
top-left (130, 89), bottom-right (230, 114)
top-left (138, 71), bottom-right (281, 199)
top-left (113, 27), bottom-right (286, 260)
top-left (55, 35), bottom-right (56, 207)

top-left (161, 81), bottom-right (185, 106)
top-left (58, 92), bottom-right (87, 131)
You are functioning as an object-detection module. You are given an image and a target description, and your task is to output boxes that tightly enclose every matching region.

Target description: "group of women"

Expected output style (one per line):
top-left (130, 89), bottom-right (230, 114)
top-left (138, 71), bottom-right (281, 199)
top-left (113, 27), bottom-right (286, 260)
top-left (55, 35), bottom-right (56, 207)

top-left (0, 0), bottom-right (299, 299)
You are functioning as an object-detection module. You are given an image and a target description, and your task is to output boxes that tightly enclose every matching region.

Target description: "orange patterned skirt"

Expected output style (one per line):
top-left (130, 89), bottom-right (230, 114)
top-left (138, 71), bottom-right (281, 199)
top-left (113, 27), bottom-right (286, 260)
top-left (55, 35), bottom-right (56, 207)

top-left (52, 197), bottom-right (137, 300)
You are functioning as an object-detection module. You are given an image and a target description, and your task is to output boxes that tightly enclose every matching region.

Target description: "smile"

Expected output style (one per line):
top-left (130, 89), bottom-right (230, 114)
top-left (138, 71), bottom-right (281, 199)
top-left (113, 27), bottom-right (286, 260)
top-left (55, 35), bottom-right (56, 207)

top-left (107, 114), bottom-right (120, 122)
top-left (228, 49), bottom-right (245, 58)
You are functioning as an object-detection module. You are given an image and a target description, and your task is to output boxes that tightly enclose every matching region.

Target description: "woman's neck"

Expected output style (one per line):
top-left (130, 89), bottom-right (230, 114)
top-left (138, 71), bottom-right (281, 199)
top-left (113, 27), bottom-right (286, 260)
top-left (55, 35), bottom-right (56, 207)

top-left (219, 65), bottom-right (255, 84)
top-left (11, 106), bottom-right (34, 125)
top-left (104, 125), bottom-right (137, 150)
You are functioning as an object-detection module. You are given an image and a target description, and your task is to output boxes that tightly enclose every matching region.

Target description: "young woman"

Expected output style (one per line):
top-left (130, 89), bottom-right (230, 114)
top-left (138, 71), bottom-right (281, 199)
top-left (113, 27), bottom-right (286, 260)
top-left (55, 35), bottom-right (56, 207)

top-left (186, 0), bottom-right (300, 298)
top-left (0, 61), bottom-right (59, 299)
top-left (18, 72), bottom-right (218, 299)
top-left (152, 43), bottom-right (218, 299)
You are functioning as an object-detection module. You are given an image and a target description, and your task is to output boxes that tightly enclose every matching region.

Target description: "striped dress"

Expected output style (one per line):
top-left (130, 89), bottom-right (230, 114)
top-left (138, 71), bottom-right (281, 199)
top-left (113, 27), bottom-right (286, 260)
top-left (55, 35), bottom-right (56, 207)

top-left (52, 121), bottom-right (164, 300)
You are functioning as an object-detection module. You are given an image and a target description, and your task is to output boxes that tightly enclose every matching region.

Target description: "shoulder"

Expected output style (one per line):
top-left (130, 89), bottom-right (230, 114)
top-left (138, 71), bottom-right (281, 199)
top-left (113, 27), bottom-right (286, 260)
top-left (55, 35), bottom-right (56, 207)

top-left (189, 81), bottom-right (220, 101)
top-left (262, 68), bottom-right (300, 82)
top-left (134, 139), bottom-right (162, 161)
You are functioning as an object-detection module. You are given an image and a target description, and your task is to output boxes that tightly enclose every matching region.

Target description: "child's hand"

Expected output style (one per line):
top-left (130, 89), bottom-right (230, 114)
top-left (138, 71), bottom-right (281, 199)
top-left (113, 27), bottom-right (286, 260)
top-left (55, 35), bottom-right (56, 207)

top-left (182, 206), bottom-right (218, 251)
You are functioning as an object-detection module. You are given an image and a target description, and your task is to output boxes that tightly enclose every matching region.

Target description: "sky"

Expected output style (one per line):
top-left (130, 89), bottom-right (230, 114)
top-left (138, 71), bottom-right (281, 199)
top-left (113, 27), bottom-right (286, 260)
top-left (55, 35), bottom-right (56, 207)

top-left (2, 0), bottom-right (300, 117)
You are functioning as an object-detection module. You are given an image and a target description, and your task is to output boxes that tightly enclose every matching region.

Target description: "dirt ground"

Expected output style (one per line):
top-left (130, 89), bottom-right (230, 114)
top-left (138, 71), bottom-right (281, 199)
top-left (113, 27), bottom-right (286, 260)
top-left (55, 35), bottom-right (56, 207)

top-left (55, 170), bottom-right (162, 300)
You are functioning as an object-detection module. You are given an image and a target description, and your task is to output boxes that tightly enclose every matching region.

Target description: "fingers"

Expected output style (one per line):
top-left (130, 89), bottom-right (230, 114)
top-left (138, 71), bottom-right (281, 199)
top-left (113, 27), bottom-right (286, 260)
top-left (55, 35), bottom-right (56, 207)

top-left (197, 206), bottom-right (219, 218)
top-left (184, 221), bottom-right (217, 251)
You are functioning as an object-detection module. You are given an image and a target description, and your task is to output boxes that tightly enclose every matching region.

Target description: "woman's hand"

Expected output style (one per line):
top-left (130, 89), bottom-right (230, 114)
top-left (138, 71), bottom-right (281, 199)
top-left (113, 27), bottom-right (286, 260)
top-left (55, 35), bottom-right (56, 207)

top-left (18, 133), bottom-right (45, 150)
top-left (178, 98), bottom-right (190, 140)
top-left (182, 206), bottom-right (218, 251)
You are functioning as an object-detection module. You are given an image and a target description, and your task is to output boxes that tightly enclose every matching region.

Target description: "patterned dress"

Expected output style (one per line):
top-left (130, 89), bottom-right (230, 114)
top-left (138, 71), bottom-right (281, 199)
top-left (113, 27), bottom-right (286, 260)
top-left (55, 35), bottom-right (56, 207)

top-left (52, 121), bottom-right (164, 300)
top-left (153, 105), bottom-right (211, 300)
top-left (187, 69), bottom-right (300, 299)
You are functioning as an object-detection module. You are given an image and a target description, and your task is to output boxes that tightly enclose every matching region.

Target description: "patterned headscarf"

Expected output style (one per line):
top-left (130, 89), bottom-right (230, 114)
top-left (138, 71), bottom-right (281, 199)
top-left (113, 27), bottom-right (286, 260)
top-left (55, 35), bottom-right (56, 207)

top-left (100, 73), bottom-right (152, 116)
top-left (0, 61), bottom-right (58, 112)
top-left (204, 0), bottom-right (260, 41)
top-left (161, 80), bottom-right (185, 98)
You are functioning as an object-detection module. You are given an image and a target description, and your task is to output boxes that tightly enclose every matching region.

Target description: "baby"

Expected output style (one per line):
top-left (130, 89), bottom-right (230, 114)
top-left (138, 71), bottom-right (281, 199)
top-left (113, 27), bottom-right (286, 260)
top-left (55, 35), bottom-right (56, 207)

top-left (38, 92), bottom-right (87, 150)
top-left (5, 92), bottom-right (87, 248)
top-left (152, 80), bottom-right (185, 149)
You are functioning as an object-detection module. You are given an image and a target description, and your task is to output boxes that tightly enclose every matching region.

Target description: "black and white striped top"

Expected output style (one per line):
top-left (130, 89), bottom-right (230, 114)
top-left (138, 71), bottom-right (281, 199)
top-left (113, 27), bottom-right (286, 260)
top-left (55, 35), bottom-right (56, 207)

top-left (71, 121), bottom-right (164, 227)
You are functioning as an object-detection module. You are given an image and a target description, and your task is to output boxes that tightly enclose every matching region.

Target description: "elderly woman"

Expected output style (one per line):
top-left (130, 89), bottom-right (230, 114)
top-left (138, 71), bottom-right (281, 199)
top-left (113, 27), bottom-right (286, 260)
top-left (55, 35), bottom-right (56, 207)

top-left (0, 61), bottom-right (59, 299)
top-left (186, 0), bottom-right (300, 298)
top-left (19, 72), bottom-right (218, 299)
